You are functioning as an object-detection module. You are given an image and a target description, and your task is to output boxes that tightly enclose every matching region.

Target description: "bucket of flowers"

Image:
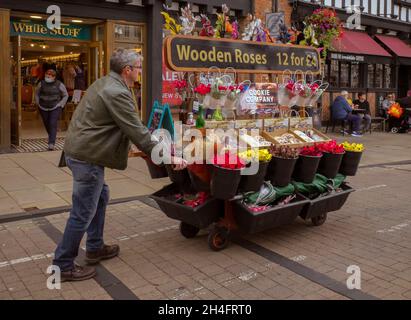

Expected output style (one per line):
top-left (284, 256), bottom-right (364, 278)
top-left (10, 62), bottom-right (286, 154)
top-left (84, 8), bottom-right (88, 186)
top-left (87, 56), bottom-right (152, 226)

top-left (210, 151), bottom-right (246, 199)
top-left (339, 142), bottom-right (364, 176)
top-left (238, 149), bottom-right (272, 192)
top-left (267, 145), bottom-right (300, 187)
top-left (293, 144), bottom-right (323, 183)
top-left (317, 140), bottom-right (345, 179)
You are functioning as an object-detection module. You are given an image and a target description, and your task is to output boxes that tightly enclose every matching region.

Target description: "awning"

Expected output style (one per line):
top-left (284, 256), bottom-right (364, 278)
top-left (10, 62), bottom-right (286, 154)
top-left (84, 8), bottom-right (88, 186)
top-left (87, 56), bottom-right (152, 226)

top-left (375, 35), bottom-right (411, 65)
top-left (331, 30), bottom-right (392, 64)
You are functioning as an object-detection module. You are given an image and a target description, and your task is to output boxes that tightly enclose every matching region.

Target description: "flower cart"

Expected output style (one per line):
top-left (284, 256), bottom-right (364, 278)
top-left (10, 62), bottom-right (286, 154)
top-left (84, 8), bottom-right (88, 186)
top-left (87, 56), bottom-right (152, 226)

top-left (146, 5), bottom-right (359, 251)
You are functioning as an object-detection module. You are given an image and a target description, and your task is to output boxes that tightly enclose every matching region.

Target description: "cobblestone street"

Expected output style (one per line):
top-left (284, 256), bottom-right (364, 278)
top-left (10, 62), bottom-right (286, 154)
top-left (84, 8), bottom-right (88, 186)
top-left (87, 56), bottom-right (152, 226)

top-left (0, 133), bottom-right (410, 300)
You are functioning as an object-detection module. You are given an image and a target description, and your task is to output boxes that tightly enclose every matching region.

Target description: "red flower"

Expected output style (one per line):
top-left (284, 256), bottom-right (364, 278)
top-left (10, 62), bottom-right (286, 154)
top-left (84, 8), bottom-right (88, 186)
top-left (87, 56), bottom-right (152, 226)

top-left (172, 80), bottom-right (187, 90)
top-left (194, 83), bottom-right (211, 95)
top-left (285, 81), bottom-right (295, 91)
top-left (212, 151), bottom-right (246, 170)
top-left (300, 145), bottom-right (323, 157)
top-left (316, 140), bottom-right (345, 154)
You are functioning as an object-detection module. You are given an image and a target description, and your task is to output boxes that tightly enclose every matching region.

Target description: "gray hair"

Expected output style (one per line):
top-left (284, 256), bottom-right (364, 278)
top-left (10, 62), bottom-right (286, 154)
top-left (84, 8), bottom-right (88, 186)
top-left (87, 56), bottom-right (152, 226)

top-left (110, 48), bottom-right (142, 74)
top-left (341, 90), bottom-right (349, 96)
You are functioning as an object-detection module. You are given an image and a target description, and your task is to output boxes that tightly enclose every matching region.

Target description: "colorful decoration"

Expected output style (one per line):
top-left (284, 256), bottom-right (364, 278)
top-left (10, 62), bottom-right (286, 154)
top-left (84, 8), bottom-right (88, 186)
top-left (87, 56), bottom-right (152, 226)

top-left (179, 4), bottom-right (200, 35)
top-left (161, 12), bottom-right (182, 35)
top-left (231, 20), bottom-right (239, 40)
top-left (242, 13), bottom-right (256, 41)
top-left (199, 14), bottom-right (214, 37)
top-left (215, 4), bottom-right (230, 38)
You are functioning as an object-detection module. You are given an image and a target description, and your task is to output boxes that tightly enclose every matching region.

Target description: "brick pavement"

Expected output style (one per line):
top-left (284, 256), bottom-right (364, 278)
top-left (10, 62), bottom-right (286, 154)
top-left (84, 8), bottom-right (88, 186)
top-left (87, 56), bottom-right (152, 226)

top-left (0, 157), bottom-right (410, 300)
top-left (0, 131), bottom-right (410, 300)
top-left (0, 131), bottom-right (411, 217)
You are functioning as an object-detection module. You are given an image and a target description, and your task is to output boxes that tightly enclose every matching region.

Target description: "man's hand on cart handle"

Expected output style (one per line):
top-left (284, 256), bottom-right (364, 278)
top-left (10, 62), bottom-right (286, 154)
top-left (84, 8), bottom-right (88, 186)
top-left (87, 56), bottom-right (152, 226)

top-left (171, 157), bottom-right (188, 171)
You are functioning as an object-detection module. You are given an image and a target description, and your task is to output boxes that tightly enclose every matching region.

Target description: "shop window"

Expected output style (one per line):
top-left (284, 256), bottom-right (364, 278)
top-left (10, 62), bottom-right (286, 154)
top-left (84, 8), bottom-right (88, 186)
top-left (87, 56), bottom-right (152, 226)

top-left (351, 63), bottom-right (360, 88)
top-left (340, 63), bottom-right (350, 88)
top-left (113, 23), bottom-right (145, 117)
top-left (375, 64), bottom-right (383, 88)
top-left (367, 64), bottom-right (375, 88)
top-left (384, 64), bottom-right (392, 88)
top-left (115, 24), bottom-right (142, 43)
top-left (329, 60), bottom-right (339, 87)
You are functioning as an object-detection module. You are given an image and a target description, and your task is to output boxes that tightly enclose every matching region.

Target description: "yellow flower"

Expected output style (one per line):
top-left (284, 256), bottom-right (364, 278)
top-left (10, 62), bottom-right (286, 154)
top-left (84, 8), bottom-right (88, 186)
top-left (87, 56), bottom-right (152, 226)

top-left (342, 141), bottom-right (364, 152)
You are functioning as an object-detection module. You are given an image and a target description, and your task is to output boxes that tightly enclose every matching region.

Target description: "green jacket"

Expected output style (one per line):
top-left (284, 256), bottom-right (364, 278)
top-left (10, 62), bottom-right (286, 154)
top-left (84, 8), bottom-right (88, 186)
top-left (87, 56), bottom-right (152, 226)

top-left (64, 71), bottom-right (158, 170)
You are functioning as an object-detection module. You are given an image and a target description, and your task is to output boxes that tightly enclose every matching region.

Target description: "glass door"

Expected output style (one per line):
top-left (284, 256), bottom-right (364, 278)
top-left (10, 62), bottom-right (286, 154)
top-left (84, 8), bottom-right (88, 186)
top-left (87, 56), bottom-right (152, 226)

top-left (88, 41), bottom-right (103, 85)
top-left (10, 35), bottom-right (22, 146)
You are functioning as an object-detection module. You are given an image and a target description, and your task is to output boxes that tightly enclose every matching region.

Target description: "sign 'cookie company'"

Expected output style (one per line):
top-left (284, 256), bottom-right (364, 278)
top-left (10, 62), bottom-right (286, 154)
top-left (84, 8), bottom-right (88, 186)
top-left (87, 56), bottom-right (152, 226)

top-left (10, 20), bottom-right (91, 41)
top-left (165, 35), bottom-right (321, 74)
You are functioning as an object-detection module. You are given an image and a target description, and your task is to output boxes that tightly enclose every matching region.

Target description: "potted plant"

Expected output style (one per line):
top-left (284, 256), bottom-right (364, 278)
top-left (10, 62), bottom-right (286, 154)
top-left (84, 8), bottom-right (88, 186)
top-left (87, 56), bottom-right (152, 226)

top-left (293, 144), bottom-right (323, 183)
top-left (339, 142), bottom-right (364, 176)
top-left (267, 145), bottom-right (299, 187)
top-left (238, 149), bottom-right (272, 192)
top-left (210, 151), bottom-right (246, 199)
top-left (317, 140), bottom-right (345, 179)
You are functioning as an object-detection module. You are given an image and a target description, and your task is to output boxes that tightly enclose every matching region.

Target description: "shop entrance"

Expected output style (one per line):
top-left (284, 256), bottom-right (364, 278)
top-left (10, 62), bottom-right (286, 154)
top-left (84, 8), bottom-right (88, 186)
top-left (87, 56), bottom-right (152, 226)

top-left (10, 36), bottom-right (103, 148)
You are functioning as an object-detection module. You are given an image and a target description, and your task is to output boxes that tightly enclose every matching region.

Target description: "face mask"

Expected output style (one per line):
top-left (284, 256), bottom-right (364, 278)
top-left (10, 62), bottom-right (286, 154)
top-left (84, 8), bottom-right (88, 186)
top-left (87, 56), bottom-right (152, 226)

top-left (45, 76), bottom-right (55, 83)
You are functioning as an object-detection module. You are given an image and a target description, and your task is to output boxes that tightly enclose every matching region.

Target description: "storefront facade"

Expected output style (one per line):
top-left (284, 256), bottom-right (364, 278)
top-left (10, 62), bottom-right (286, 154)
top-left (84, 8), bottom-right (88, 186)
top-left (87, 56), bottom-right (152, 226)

top-left (0, 0), bottom-right (150, 151)
top-left (0, 0), bottom-right (252, 151)
top-left (249, 0), bottom-right (411, 122)
top-left (282, 0), bottom-right (411, 122)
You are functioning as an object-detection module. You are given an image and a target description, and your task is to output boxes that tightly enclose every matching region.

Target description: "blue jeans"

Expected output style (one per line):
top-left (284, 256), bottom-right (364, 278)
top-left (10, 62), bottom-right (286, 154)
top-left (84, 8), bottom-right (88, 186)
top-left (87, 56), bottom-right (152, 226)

top-left (345, 113), bottom-right (362, 132)
top-left (53, 156), bottom-right (110, 271)
top-left (39, 108), bottom-right (62, 145)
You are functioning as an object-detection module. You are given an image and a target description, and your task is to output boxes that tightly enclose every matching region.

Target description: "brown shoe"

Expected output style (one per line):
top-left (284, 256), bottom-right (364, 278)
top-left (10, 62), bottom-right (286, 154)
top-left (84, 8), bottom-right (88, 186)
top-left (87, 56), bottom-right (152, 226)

top-left (61, 265), bottom-right (96, 282)
top-left (85, 244), bottom-right (120, 265)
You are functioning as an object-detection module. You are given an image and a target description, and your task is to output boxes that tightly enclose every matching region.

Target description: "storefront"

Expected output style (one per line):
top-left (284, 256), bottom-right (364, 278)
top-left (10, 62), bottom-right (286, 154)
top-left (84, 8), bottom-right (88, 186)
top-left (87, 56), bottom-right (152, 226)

top-left (0, 0), bottom-right (252, 152)
top-left (284, 0), bottom-right (411, 123)
top-left (321, 30), bottom-right (395, 121)
top-left (0, 1), bottom-right (148, 151)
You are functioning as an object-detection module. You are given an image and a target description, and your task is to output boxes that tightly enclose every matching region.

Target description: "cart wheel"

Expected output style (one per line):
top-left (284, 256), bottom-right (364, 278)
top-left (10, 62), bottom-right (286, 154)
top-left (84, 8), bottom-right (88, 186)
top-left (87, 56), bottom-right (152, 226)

top-left (179, 222), bottom-right (200, 239)
top-left (391, 127), bottom-right (399, 133)
top-left (311, 213), bottom-right (327, 226)
top-left (208, 227), bottom-right (229, 251)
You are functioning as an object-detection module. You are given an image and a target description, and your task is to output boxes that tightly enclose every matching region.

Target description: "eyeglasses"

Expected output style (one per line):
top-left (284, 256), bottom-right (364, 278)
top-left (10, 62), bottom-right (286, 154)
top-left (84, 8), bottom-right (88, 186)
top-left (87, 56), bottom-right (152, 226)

top-left (126, 65), bottom-right (140, 70)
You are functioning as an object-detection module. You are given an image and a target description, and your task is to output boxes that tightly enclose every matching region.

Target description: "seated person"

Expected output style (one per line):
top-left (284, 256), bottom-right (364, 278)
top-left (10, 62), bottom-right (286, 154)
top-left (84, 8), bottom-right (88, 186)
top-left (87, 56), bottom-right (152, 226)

top-left (331, 91), bottom-right (362, 137)
top-left (382, 93), bottom-right (396, 118)
top-left (353, 92), bottom-right (371, 132)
